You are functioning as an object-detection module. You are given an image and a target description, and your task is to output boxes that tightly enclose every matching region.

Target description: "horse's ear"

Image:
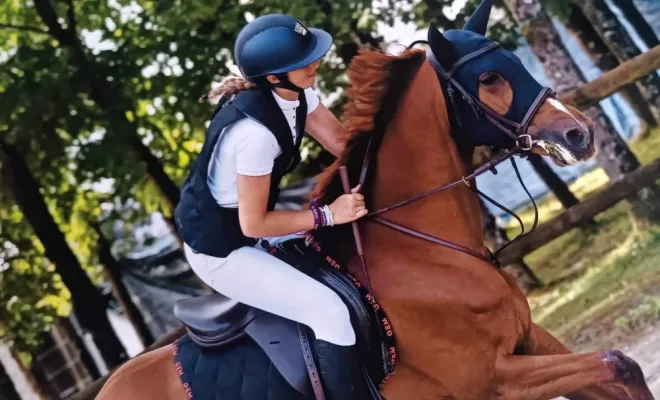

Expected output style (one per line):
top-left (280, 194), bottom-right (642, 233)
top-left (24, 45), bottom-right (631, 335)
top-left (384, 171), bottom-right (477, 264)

top-left (428, 24), bottom-right (459, 70)
top-left (463, 0), bottom-right (492, 35)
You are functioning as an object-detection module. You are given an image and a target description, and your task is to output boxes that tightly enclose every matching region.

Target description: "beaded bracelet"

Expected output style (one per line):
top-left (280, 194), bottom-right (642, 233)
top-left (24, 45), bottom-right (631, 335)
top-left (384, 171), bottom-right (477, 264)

top-left (309, 196), bottom-right (335, 229)
top-left (322, 205), bottom-right (334, 227)
top-left (310, 205), bottom-right (334, 229)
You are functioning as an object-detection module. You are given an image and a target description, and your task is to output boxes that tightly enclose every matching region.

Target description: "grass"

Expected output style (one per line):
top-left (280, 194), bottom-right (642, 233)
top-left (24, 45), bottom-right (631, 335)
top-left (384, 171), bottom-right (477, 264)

top-left (506, 127), bottom-right (660, 350)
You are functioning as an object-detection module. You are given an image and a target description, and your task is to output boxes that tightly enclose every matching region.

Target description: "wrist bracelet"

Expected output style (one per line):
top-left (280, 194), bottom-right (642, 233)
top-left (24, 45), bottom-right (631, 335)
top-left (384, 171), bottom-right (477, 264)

top-left (311, 207), bottom-right (321, 229)
top-left (311, 204), bottom-right (334, 229)
top-left (322, 205), bottom-right (334, 227)
top-left (319, 206), bottom-right (327, 227)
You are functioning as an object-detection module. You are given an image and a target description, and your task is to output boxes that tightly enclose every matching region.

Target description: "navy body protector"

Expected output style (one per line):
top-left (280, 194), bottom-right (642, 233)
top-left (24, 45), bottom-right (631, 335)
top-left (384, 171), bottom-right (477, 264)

top-left (175, 87), bottom-right (307, 258)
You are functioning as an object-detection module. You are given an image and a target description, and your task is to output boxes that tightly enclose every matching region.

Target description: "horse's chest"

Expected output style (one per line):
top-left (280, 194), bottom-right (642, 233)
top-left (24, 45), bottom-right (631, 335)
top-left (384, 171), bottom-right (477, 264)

top-left (375, 260), bottom-right (515, 316)
top-left (371, 260), bottom-right (524, 378)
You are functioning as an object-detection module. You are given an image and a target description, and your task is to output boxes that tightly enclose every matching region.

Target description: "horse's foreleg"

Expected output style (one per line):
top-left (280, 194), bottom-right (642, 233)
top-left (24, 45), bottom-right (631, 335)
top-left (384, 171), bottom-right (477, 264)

top-left (512, 322), bottom-right (654, 400)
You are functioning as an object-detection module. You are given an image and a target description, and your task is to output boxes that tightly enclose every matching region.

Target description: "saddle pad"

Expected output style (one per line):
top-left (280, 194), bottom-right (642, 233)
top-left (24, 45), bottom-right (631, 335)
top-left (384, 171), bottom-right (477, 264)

top-left (265, 232), bottom-right (397, 389)
top-left (172, 334), bottom-right (310, 400)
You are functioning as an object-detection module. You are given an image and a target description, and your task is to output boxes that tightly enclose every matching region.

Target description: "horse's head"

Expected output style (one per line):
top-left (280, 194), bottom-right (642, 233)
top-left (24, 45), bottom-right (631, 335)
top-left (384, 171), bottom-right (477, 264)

top-left (426, 0), bottom-right (595, 166)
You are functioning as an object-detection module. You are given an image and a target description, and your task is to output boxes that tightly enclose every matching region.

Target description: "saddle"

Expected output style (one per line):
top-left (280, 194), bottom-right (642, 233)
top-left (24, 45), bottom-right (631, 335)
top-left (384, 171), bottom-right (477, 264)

top-left (173, 238), bottom-right (393, 399)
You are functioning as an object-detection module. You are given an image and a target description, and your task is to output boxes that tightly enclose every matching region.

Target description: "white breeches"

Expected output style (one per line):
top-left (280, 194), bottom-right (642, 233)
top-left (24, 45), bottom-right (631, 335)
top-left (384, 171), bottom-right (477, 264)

top-left (183, 236), bottom-right (356, 346)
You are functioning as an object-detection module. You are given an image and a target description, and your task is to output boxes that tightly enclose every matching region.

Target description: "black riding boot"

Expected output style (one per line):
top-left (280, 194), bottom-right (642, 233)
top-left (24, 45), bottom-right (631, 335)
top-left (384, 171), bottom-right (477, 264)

top-left (313, 339), bottom-right (374, 400)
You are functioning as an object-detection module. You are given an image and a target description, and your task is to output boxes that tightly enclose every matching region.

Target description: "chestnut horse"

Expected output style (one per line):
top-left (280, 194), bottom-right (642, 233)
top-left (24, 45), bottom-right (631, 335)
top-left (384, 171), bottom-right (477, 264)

top-left (96, 6), bottom-right (654, 400)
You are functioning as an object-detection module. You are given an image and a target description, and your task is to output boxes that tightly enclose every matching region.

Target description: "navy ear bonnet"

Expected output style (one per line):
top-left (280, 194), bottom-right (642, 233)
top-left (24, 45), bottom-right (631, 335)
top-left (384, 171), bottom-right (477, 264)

top-left (444, 30), bottom-right (544, 124)
top-left (427, 1), bottom-right (547, 149)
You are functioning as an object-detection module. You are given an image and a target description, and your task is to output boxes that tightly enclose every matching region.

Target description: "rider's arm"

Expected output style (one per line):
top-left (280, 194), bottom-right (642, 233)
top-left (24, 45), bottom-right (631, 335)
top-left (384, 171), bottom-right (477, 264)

top-left (237, 174), bottom-right (365, 238)
top-left (237, 173), bottom-right (315, 238)
top-left (305, 102), bottom-right (348, 158)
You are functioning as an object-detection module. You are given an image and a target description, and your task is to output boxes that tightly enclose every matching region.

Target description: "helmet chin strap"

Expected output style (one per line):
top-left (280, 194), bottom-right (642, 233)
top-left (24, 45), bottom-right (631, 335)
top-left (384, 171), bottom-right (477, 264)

top-left (271, 73), bottom-right (305, 93)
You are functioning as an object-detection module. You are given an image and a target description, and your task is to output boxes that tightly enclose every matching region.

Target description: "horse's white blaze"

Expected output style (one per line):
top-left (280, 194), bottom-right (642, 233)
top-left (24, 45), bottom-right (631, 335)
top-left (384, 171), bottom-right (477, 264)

top-left (547, 97), bottom-right (570, 114)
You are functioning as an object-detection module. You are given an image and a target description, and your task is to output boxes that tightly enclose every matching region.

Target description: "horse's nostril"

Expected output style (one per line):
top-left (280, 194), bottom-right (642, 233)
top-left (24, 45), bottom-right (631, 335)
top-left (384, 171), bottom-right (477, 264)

top-left (565, 128), bottom-right (585, 146)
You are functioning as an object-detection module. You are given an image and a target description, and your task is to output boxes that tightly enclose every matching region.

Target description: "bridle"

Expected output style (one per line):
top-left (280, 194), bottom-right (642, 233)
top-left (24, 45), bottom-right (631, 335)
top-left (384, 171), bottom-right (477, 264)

top-left (344, 41), bottom-right (556, 289)
top-left (426, 42), bottom-right (556, 152)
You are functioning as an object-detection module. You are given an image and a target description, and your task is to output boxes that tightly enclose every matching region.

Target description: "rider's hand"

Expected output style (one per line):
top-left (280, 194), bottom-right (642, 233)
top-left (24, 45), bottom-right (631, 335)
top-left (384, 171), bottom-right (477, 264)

top-left (329, 185), bottom-right (368, 225)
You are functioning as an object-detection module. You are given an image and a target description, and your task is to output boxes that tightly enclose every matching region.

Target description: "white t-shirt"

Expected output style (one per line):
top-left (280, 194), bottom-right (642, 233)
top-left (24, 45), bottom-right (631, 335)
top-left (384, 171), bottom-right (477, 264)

top-left (207, 88), bottom-right (320, 207)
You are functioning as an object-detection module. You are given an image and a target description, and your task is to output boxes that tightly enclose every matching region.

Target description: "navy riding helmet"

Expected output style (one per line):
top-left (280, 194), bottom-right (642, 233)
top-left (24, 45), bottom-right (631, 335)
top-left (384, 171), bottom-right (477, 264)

top-left (234, 14), bottom-right (333, 92)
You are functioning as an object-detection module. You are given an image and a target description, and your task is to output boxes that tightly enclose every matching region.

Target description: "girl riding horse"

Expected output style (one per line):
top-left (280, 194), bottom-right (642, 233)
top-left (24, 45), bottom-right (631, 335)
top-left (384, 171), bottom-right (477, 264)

top-left (97, 2), bottom-right (654, 399)
top-left (173, 13), bottom-right (371, 400)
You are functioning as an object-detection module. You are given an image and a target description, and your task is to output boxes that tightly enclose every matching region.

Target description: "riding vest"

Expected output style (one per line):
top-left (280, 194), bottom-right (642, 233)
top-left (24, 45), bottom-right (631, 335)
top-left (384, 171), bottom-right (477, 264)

top-left (175, 87), bottom-right (307, 258)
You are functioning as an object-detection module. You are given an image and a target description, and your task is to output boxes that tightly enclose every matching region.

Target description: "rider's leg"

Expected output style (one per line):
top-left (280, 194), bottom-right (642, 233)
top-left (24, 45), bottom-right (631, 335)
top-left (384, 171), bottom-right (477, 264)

top-left (185, 242), bottom-right (354, 345)
top-left (184, 242), bottom-right (371, 399)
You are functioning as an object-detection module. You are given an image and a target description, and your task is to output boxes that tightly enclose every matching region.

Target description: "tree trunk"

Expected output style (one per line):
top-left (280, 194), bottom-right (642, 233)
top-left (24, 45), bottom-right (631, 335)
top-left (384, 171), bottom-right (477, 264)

top-left (0, 139), bottom-right (128, 369)
top-left (574, 0), bottom-right (660, 121)
top-left (480, 202), bottom-right (541, 293)
top-left (527, 154), bottom-right (579, 209)
top-left (504, 0), bottom-right (660, 222)
top-left (565, 3), bottom-right (660, 129)
top-left (92, 223), bottom-right (155, 347)
top-left (610, 0), bottom-right (660, 50)
top-left (33, 1), bottom-right (180, 215)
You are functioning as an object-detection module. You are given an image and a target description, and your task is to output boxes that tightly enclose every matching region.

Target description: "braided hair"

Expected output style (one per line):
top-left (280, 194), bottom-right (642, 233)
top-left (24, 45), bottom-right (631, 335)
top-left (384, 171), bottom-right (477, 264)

top-left (199, 76), bottom-right (257, 104)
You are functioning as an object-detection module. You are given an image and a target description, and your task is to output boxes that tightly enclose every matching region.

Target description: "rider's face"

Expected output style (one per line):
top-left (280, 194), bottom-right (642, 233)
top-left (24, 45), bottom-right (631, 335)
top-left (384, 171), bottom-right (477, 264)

top-left (286, 60), bottom-right (321, 89)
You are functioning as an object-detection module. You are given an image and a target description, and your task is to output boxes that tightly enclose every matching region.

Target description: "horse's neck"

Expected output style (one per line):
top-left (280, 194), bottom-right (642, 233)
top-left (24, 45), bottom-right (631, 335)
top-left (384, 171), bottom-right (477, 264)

top-left (370, 62), bottom-right (485, 258)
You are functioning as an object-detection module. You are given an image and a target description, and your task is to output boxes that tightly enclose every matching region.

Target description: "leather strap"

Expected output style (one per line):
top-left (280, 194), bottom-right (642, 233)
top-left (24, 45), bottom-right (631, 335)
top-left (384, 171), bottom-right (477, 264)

top-left (374, 217), bottom-right (493, 264)
top-left (366, 146), bottom-right (520, 218)
top-left (298, 325), bottom-right (326, 400)
top-left (446, 42), bottom-right (499, 79)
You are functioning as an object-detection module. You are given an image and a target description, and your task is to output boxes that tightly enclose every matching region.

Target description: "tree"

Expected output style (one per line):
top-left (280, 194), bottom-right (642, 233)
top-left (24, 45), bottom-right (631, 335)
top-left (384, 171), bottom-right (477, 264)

top-left (0, 192), bottom-right (67, 363)
top-left (32, 0), bottom-right (182, 211)
top-left (0, 138), bottom-right (128, 368)
top-left (0, 0), bottom-right (400, 360)
top-left (402, 0), bottom-right (520, 49)
top-left (572, 0), bottom-right (660, 127)
top-left (564, 3), bottom-right (660, 131)
top-left (504, 0), bottom-right (660, 222)
top-left (526, 154), bottom-right (579, 210)
top-left (609, 0), bottom-right (660, 51)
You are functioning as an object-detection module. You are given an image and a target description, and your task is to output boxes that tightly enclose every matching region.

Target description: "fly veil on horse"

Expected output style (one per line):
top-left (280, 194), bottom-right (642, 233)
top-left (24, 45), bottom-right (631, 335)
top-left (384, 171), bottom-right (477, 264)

top-left (96, 1), bottom-right (654, 399)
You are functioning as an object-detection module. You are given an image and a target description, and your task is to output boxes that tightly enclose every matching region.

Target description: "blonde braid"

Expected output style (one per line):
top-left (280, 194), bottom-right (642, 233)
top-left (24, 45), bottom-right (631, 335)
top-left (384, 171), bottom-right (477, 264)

top-left (199, 76), bottom-right (258, 103)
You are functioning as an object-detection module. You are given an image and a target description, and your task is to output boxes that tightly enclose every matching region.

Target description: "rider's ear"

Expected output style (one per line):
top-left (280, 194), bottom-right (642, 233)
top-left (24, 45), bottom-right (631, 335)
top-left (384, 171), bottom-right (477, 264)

top-left (266, 75), bottom-right (281, 84)
top-left (427, 24), bottom-right (458, 71)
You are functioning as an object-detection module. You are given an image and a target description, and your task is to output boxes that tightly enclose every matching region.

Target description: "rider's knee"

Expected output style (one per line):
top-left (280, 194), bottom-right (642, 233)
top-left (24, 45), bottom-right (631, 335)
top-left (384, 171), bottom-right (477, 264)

top-left (311, 292), bottom-right (356, 346)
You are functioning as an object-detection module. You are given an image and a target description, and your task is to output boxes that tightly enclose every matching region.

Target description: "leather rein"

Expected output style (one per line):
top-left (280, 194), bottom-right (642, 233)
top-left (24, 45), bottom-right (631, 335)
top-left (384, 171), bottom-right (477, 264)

top-left (341, 41), bottom-right (554, 286)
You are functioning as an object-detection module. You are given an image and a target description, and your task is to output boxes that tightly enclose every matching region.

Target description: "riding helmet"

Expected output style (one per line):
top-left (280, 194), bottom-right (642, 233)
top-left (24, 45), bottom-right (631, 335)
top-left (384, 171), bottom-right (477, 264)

top-left (234, 14), bottom-right (333, 81)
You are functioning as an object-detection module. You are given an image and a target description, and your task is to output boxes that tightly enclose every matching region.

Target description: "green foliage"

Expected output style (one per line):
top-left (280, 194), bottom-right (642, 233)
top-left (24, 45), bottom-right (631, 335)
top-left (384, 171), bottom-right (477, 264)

top-left (615, 295), bottom-right (660, 331)
top-left (398, 0), bottom-right (521, 49)
top-left (0, 0), bottom-right (529, 359)
top-left (0, 192), bottom-right (70, 359)
top-left (541, 0), bottom-right (573, 22)
top-left (0, 0), bottom-right (397, 357)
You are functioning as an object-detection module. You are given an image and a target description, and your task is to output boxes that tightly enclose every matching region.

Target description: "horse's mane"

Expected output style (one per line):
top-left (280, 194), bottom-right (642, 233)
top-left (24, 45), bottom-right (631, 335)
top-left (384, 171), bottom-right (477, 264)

top-left (312, 48), bottom-right (426, 204)
top-left (310, 48), bottom-right (426, 252)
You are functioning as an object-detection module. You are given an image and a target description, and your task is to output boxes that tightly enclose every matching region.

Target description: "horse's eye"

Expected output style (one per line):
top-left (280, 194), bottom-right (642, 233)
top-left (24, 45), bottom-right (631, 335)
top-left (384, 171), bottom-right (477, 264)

top-left (479, 72), bottom-right (500, 86)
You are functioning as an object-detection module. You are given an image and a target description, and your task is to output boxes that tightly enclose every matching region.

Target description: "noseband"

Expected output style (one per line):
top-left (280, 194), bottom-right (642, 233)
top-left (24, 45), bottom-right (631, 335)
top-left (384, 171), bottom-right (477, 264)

top-left (344, 42), bottom-right (553, 286)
